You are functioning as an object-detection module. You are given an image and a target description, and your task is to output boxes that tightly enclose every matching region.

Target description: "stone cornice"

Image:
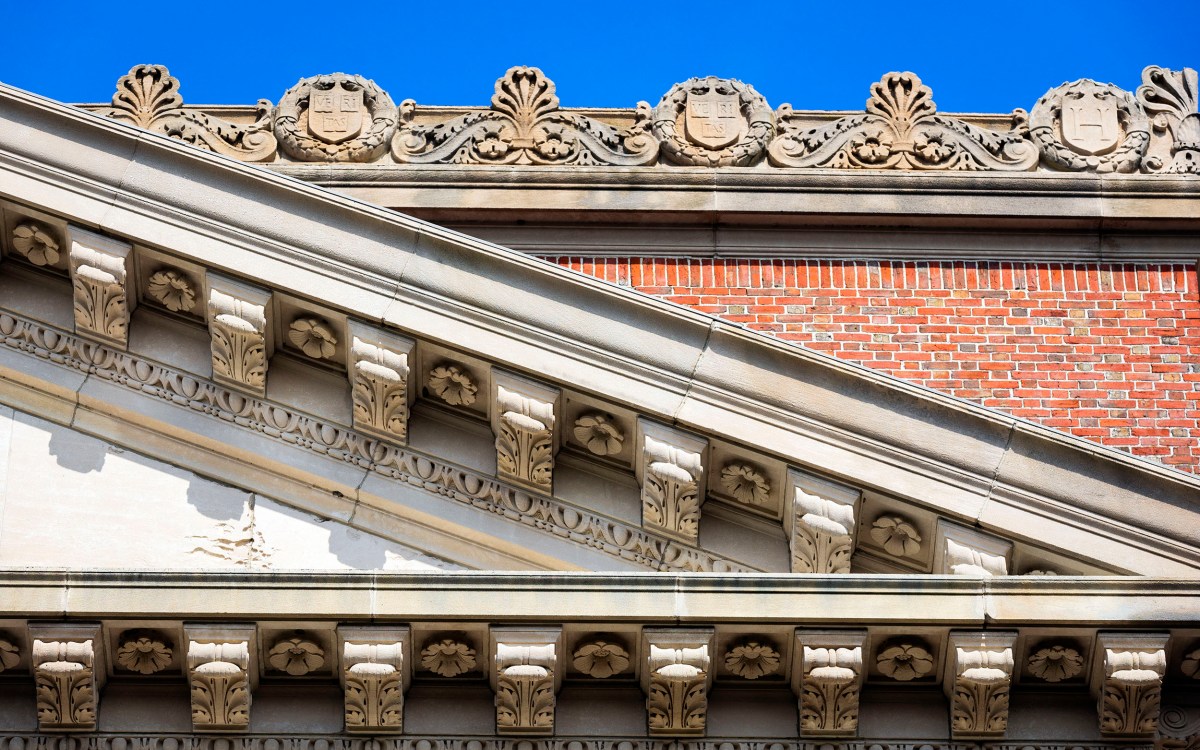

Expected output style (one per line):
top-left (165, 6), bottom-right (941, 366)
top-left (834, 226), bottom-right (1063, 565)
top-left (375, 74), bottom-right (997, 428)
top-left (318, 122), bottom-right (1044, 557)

top-left (1, 83), bottom-right (1199, 577)
top-left (2, 570), bottom-right (1198, 624)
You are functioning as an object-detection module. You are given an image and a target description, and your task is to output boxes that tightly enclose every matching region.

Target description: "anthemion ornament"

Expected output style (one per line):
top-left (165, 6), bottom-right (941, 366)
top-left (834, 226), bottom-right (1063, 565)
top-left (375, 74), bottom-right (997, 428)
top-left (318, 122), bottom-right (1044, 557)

top-left (1030, 78), bottom-right (1150, 173)
top-left (723, 640), bottom-right (780, 679)
top-left (869, 515), bottom-right (922, 558)
top-left (114, 631), bottom-right (173, 675)
top-left (146, 269), bottom-right (197, 313)
top-left (267, 636), bottom-right (326, 676)
top-left (651, 77), bottom-right (774, 166)
top-left (1137, 65), bottom-right (1200, 174)
top-left (572, 640), bottom-right (630, 678)
top-left (10, 222), bottom-right (60, 266)
top-left (1027, 643), bottom-right (1085, 683)
top-left (720, 463), bottom-right (770, 505)
top-left (102, 65), bottom-right (277, 161)
top-left (420, 638), bottom-right (477, 677)
top-left (288, 317), bottom-right (338, 360)
top-left (427, 364), bottom-right (478, 406)
top-left (573, 413), bottom-right (624, 456)
top-left (876, 641), bottom-right (934, 681)
top-left (275, 74), bottom-right (396, 162)
top-left (770, 72), bottom-right (1038, 171)
top-left (393, 67), bottom-right (658, 166)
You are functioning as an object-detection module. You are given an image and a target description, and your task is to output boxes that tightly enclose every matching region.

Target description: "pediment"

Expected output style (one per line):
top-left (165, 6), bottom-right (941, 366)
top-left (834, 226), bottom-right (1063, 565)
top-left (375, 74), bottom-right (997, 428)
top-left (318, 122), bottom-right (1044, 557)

top-left (0, 81), bottom-right (1198, 577)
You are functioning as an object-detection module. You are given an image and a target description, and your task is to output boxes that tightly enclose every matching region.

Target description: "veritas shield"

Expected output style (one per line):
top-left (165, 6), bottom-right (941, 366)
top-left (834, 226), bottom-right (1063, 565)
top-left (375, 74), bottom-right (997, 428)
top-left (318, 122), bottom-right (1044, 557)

top-left (1061, 90), bottom-right (1120, 155)
top-left (308, 84), bottom-right (364, 145)
top-left (684, 90), bottom-right (741, 150)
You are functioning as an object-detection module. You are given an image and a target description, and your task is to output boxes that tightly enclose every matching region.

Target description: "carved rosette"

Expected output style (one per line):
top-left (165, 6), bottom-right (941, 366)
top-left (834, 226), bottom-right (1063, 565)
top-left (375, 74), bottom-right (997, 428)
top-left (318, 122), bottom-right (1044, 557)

top-left (32, 635), bottom-right (99, 732)
top-left (394, 67), bottom-right (658, 166)
top-left (102, 65), bottom-right (278, 161)
top-left (343, 639), bottom-right (405, 733)
top-left (573, 413), bottom-right (624, 456)
top-left (10, 222), bottom-right (60, 266)
top-left (947, 633), bottom-right (1016, 738)
top-left (275, 74), bottom-right (396, 162)
top-left (207, 278), bottom-right (271, 396)
top-left (1137, 66), bottom-right (1200, 174)
top-left (0, 637), bottom-right (18, 672)
top-left (492, 377), bottom-right (558, 491)
top-left (771, 72), bottom-right (1037, 171)
top-left (639, 424), bottom-right (707, 544)
top-left (651, 77), bottom-right (774, 167)
top-left (1097, 635), bottom-right (1169, 737)
top-left (493, 641), bottom-right (557, 735)
top-left (187, 638), bottom-right (252, 732)
top-left (421, 638), bottom-right (477, 677)
top-left (644, 634), bottom-right (712, 737)
top-left (146, 269), bottom-right (197, 313)
top-left (115, 630), bottom-right (173, 675)
top-left (573, 640), bottom-right (630, 678)
top-left (348, 324), bottom-right (413, 444)
top-left (69, 229), bottom-right (133, 349)
top-left (788, 476), bottom-right (860, 574)
top-left (795, 633), bottom-right (865, 737)
top-left (1030, 79), bottom-right (1151, 173)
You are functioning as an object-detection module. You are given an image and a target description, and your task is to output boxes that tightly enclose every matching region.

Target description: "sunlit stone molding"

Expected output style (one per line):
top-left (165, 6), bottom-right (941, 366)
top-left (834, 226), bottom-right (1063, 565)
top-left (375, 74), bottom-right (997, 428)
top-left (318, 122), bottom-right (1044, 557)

top-left (339, 626), bottom-right (410, 734)
top-left (946, 631), bottom-right (1016, 739)
top-left (491, 372), bottom-right (559, 492)
top-left (650, 77), bottom-right (774, 167)
top-left (393, 67), bottom-right (658, 166)
top-left (274, 73), bottom-right (396, 162)
top-left (29, 624), bottom-right (102, 732)
top-left (1030, 78), bottom-right (1151, 173)
top-left (491, 628), bottom-right (562, 736)
top-left (935, 523), bottom-right (1011, 576)
top-left (68, 227), bottom-right (133, 350)
top-left (348, 322), bottom-right (414, 444)
top-left (637, 420), bottom-right (707, 544)
top-left (101, 64), bottom-right (278, 161)
top-left (1095, 633), bottom-right (1169, 737)
top-left (793, 630), bottom-right (866, 737)
top-left (643, 628), bottom-right (714, 737)
top-left (185, 625), bottom-right (256, 732)
top-left (786, 471), bottom-right (861, 574)
top-left (770, 72), bottom-right (1038, 171)
top-left (206, 275), bottom-right (272, 397)
top-left (1137, 66), bottom-right (1200, 174)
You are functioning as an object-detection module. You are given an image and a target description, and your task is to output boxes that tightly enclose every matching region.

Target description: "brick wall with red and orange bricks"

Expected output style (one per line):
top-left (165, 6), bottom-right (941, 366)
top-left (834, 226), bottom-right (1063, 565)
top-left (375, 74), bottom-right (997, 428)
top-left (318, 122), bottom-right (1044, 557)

top-left (542, 257), bottom-right (1200, 473)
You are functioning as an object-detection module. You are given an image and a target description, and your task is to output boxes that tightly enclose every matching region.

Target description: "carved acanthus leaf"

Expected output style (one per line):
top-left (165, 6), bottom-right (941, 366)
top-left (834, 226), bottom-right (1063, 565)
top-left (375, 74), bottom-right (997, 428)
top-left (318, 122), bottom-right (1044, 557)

top-left (69, 230), bottom-right (132, 349)
top-left (103, 65), bottom-right (277, 161)
top-left (207, 281), bottom-right (270, 396)
top-left (188, 639), bottom-right (252, 732)
top-left (1100, 642), bottom-right (1168, 736)
top-left (949, 637), bottom-right (1015, 738)
top-left (790, 485), bottom-right (856, 574)
top-left (349, 326), bottom-right (412, 444)
top-left (0, 638), bottom-right (18, 672)
top-left (32, 638), bottom-right (98, 732)
top-left (343, 638), bottom-right (405, 733)
top-left (494, 641), bottom-right (557, 735)
top-left (393, 67), bottom-right (658, 166)
top-left (640, 428), bottom-right (706, 544)
top-left (646, 643), bottom-right (711, 737)
top-left (798, 640), bottom-right (864, 736)
top-left (493, 382), bottom-right (557, 491)
top-left (770, 73), bottom-right (1037, 171)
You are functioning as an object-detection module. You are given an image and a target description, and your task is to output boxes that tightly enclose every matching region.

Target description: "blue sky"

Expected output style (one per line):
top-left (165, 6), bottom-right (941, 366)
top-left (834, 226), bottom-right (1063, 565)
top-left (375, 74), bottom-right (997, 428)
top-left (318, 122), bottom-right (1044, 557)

top-left (4, 2), bottom-right (1196, 113)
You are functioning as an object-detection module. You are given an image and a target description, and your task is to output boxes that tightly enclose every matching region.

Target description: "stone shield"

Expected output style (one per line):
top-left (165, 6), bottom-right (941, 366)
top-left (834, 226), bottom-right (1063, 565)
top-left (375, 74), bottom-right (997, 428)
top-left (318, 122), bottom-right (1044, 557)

top-left (1061, 88), bottom-right (1120, 155)
top-left (308, 84), bottom-right (364, 145)
top-left (684, 90), bottom-right (741, 150)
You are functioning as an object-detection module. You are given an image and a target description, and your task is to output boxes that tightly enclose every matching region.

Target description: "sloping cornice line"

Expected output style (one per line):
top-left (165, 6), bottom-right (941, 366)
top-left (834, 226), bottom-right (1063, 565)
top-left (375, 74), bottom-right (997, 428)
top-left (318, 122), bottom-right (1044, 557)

top-left (0, 83), bottom-right (1197, 568)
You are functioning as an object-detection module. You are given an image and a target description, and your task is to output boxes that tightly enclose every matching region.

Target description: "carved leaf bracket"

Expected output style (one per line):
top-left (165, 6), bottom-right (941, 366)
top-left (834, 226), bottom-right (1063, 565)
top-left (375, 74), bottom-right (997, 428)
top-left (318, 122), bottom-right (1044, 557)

top-left (393, 67), bottom-right (658, 166)
top-left (339, 626), bottom-right (410, 734)
top-left (643, 628), bottom-right (714, 737)
top-left (348, 322), bottom-right (414, 444)
top-left (30, 625), bottom-right (102, 732)
top-left (491, 372), bottom-right (559, 492)
top-left (638, 421), bottom-right (708, 545)
top-left (68, 227), bottom-right (133, 350)
top-left (185, 625), bottom-right (256, 733)
top-left (1096, 633), bottom-right (1169, 737)
top-left (794, 630), bottom-right (866, 737)
top-left (946, 632), bottom-right (1016, 739)
top-left (490, 628), bottom-right (562, 736)
top-left (207, 276), bottom-right (271, 397)
top-left (787, 471), bottom-right (861, 574)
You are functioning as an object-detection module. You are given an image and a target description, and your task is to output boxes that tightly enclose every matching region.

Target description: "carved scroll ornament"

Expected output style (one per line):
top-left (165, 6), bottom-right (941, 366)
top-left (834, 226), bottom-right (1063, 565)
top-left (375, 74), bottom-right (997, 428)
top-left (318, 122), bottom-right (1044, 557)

top-left (1030, 78), bottom-right (1150, 173)
top-left (102, 65), bottom-right (277, 161)
top-left (275, 74), bottom-right (396, 162)
top-left (493, 381), bottom-right (557, 491)
top-left (647, 644), bottom-right (711, 736)
top-left (790, 486), bottom-right (856, 574)
top-left (68, 231), bottom-right (133, 349)
top-left (651, 77), bottom-right (774, 166)
top-left (348, 325), bottom-right (413, 444)
top-left (394, 67), bottom-right (658, 166)
top-left (1100, 641), bottom-right (1168, 736)
top-left (187, 638), bottom-right (253, 732)
top-left (207, 280), bottom-right (270, 396)
top-left (640, 432), bottom-right (705, 544)
top-left (343, 640), bottom-right (405, 733)
top-left (770, 73), bottom-right (1037, 171)
top-left (1137, 66), bottom-right (1200, 174)
top-left (494, 642), bottom-right (557, 735)
top-left (799, 644), bottom-right (863, 735)
top-left (949, 636), bottom-right (1016, 738)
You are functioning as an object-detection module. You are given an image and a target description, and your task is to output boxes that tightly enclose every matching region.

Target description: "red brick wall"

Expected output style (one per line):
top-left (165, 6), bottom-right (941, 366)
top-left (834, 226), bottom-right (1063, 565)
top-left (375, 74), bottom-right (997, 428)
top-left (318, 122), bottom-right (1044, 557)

top-left (543, 257), bottom-right (1200, 473)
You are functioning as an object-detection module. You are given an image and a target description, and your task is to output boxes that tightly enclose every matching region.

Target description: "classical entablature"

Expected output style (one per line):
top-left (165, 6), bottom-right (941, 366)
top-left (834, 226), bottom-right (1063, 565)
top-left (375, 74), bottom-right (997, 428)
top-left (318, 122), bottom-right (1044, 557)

top-left (0, 67), bottom-right (1198, 748)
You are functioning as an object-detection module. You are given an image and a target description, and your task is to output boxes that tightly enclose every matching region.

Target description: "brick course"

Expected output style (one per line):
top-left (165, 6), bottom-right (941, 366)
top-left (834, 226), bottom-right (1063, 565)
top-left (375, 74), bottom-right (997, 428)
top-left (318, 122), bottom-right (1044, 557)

top-left (543, 257), bottom-right (1200, 473)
